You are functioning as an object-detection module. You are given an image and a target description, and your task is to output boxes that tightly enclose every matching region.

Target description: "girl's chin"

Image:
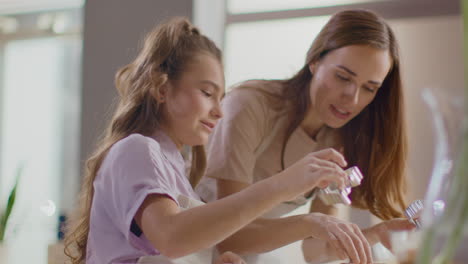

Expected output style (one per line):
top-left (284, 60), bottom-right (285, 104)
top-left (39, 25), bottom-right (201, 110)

top-left (186, 135), bottom-right (209, 146)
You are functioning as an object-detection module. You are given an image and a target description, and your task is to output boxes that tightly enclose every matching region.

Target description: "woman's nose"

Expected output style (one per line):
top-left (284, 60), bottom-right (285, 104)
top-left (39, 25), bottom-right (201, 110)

top-left (342, 84), bottom-right (359, 105)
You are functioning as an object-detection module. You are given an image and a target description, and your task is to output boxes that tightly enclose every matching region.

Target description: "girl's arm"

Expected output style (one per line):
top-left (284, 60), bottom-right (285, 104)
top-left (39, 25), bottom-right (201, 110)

top-left (215, 179), bottom-right (373, 264)
top-left (213, 179), bottom-right (322, 255)
top-left (302, 198), bottom-right (364, 263)
top-left (135, 175), bottom-right (287, 259)
top-left (134, 148), bottom-right (348, 259)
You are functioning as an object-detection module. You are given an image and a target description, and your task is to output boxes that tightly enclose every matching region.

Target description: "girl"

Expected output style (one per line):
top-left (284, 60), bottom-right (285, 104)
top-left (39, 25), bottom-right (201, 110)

top-left (64, 17), bottom-right (360, 264)
top-left (198, 9), bottom-right (415, 264)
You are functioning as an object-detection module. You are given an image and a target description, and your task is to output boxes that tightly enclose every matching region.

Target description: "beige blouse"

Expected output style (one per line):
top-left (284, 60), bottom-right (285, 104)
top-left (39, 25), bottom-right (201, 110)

top-left (196, 80), bottom-right (339, 218)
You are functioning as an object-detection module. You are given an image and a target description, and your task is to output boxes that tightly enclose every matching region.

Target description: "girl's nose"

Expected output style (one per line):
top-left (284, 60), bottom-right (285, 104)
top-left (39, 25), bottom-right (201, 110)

top-left (211, 102), bottom-right (223, 119)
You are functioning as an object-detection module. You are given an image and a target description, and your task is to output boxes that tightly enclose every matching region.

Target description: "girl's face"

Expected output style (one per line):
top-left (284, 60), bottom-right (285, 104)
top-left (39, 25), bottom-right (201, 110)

top-left (160, 54), bottom-right (224, 147)
top-left (308, 45), bottom-right (392, 128)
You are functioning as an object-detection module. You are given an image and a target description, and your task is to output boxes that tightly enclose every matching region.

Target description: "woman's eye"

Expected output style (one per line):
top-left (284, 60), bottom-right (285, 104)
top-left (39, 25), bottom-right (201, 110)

top-left (201, 90), bottom-right (212, 97)
top-left (336, 73), bottom-right (350, 82)
top-left (364, 86), bottom-right (376, 93)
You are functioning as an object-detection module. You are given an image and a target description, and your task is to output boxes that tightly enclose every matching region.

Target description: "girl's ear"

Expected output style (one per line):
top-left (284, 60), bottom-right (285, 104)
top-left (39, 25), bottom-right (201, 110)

top-left (155, 82), bottom-right (170, 103)
top-left (308, 61), bottom-right (318, 75)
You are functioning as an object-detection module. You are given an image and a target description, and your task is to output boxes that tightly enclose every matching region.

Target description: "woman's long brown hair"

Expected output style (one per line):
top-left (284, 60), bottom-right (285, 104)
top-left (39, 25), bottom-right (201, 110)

top-left (275, 9), bottom-right (407, 220)
top-left (64, 17), bottom-right (221, 263)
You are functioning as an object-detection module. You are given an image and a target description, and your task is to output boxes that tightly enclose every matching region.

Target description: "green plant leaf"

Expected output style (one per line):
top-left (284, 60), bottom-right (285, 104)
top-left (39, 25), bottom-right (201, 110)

top-left (0, 212), bottom-right (5, 242)
top-left (0, 163), bottom-right (23, 242)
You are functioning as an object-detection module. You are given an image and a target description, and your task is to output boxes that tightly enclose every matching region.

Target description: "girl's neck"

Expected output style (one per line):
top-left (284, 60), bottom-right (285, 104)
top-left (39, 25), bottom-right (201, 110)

top-left (156, 125), bottom-right (183, 150)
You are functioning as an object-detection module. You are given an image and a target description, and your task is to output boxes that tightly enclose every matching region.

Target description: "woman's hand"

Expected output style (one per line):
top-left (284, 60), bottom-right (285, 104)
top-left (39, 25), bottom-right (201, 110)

top-left (363, 218), bottom-right (416, 251)
top-left (214, 251), bottom-right (246, 264)
top-left (278, 148), bottom-right (349, 200)
top-left (305, 213), bottom-right (373, 263)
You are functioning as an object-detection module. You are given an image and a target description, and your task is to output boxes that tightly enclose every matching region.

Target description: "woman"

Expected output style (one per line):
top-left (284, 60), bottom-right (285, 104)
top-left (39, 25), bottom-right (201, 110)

top-left (198, 9), bottom-right (414, 263)
top-left (63, 17), bottom-right (360, 264)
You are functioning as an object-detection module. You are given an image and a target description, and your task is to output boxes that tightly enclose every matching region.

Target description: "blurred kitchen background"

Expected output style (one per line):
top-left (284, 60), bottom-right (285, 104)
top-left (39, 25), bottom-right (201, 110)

top-left (0, 0), bottom-right (464, 263)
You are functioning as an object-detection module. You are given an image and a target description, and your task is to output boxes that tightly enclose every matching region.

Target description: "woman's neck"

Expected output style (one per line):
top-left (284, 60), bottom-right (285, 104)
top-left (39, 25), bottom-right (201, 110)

top-left (301, 108), bottom-right (325, 140)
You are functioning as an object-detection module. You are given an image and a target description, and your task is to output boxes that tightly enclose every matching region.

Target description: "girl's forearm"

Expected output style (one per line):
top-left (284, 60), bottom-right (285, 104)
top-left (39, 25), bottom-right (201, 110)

top-left (158, 174), bottom-right (306, 258)
top-left (302, 237), bottom-right (339, 263)
top-left (302, 227), bottom-right (380, 263)
top-left (216, 214), bottom-right (312, 255)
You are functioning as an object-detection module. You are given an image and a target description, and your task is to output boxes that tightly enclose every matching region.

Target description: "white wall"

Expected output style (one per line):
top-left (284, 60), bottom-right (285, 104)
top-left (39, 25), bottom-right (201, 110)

top-left (80, 0), bottom-right (193, 182)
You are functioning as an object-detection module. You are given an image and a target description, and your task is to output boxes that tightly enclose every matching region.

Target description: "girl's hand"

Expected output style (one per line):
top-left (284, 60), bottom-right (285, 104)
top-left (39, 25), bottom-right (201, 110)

top-left (364, 218), bottom-right (416, 251)
top-left (305, 213), bottom-right (373, 263)
top-left (279, 148), bottom-right (348, 200)
top-left (214, 251), bottom-right (246, 264)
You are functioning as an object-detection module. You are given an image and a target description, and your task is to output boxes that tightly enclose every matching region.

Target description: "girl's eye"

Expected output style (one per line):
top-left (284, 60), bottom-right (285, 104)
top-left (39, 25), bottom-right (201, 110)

top-left (336, 73), bottom-right (351, 82)
top-left (201, 90), bottom-right (212, 97)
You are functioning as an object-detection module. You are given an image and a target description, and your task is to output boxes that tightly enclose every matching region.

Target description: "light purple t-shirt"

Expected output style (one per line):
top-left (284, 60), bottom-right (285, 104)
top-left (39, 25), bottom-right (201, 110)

top-left (86, 131), bottom-right (200, 264)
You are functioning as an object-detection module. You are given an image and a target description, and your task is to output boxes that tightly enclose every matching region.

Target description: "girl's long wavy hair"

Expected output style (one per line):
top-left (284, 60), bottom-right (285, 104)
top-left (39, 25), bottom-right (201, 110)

top-left (276, 9), bottom-right (407, 220)
top-left (64, 17), bottom-right (222, 263)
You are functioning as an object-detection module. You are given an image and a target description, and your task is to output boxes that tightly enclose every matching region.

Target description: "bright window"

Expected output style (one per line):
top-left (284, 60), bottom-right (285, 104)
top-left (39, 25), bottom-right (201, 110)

top-left (0, 14), bottom-right (82, 264)
top-left (227, 0), bottom-right (385, 14)
top-left (224, 16), bottom-right (330, 88)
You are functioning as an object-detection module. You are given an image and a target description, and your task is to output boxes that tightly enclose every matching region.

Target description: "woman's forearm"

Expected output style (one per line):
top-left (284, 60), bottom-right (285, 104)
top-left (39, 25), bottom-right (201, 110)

top-left (362, 227), bottom-right (380, 246)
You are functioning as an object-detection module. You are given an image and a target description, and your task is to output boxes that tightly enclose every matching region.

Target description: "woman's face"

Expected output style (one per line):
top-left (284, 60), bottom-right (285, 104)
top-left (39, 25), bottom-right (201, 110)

top-left (308, 45), bottom-right (392, 128)
top-left (160, 53), bottom-right (224, 147)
